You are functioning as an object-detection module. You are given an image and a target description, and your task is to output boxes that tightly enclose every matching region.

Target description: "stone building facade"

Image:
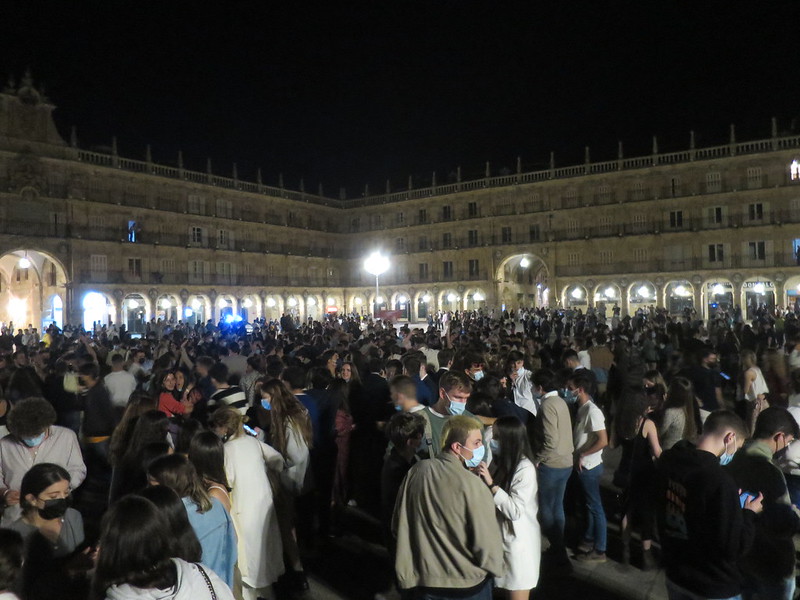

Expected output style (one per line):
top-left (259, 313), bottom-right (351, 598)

top-left (1, 75), bottom-right (799, 330)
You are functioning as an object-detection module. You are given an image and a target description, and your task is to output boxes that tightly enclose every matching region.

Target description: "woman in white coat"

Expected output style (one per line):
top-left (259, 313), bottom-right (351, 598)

top-left (211, 408), bottom-right (285, 600)
top-left (477, 416), bottom-right (540, 599)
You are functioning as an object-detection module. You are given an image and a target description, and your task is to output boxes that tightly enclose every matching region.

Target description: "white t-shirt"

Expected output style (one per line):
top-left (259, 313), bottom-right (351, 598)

top-left (104, 370), bottom-right (138, 407)
top-left (573, 400), bottom-right (605, 470)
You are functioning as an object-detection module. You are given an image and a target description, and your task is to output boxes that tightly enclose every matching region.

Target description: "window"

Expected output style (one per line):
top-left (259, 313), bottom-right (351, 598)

top-left (48, 263), bottom-right (57, 286)
top-left (127, 220), bottom-right (138, 242)
top-left (564, 189), bottom-right (578, 207)
top-left (90, 255), bottom-right (107, 278)
top-left (442, 205), bottom-right (452, 221)
top-left (632, 213), bottom-right (647, 233)
top-left (127, 258), bottom-right (142, 278)
top-left (468, 259), bottom-right (480, 277)
top-left (748, 241), bottom-right (766, 260)
top-left (371, 214), bottom-right (383, 228)
top-left (191, 226), bottom-right (204, 246)
top-left (418, 263), bottom-right (429, 280)
top-left (396, 212), bottom-right (405, 226)
top-left (468, 202), bottom-right (478, 218)
top-left (501, 226), bottom-right (512, 243)
top-left (599, 250), bottom-right (613, 265)
top-left (708, 206), bottom-right (723, 225)
top-left (189, 260), bottom-right (205, 282)
top-left (216, 198), bottom-right (232, 218)
top-left (442, 233), bottom-right (453, 248)
top-left (529, 224), bottom-right (540, 242)
top-left (746, 167), bottom-right (763, 190)
top-left (218, 229), bottom-right (228, 248)
top-left (442, 261), bottom-right (454, 278)
top-left (791, 160), bottom-right (800, 181)
top-left (568, 253), bottom-right (580, 267)
top-left (395, 237), bottom-right (407, 252)
top-left (418, 236), bottom-right (428, 251)
top-left (708, 243), bottom-right (724, 262)
top-left (633, 248), bottom-right (647, 262)
top-left (468, 230), bottom-right (479, 247)
top-left (350, 217), bottom-right (360, 232)
top-left (670, 177), bottom-right (682, 197)
top-left (632, 182), bottom-right (645, 201)
top-left (160, 258), bottom-right (176, 273)
top-left (598, 185), bottom-right (612, 203)
top-left (599, 216), bottom-right (612, 236)
top-left (418, 209), bottom-right (428, 224)
top-left (287, 211), bottom-right (298, 226)
top-left (748, 203), bottom-right (763, 221)
top-left (188, 194), bottom-right (205, 215)
top-left (669, 210), bottom-right (683, 228)
top-left (216, 262), bottom-right (233, 279)
top-left (706, 172), bottom-right (721, 193)
top-left (89, 216), bottom-right (105, 230)
top-left (567, 219), bottom-right (579, 235)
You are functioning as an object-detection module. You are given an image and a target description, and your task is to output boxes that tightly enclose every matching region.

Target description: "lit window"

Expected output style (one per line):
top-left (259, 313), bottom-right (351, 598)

top-left (792, 160), bottom-right (800, 181)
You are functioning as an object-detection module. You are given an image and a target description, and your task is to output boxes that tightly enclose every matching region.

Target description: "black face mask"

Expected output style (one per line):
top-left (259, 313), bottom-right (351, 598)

top-left (38, 496), bottom-right (70, 520)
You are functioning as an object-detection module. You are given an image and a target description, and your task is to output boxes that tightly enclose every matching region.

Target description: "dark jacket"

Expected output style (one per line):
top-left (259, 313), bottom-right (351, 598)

top-left (726, 440), bottom-right (800, 582)
top-left (656, 440), bottom-right (756, 598)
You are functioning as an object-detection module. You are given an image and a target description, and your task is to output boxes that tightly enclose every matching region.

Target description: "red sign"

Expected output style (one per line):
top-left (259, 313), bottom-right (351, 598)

top-left (377, 309), bottom-right (402, 321)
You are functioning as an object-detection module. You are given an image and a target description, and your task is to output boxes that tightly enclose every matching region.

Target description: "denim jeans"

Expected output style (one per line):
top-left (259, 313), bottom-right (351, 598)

top-left (577, 463), bottom-right (607, 552)
top-left (537, 464), bottom-right (572, 552)
top-left (666, 578), bottom-right (742, 600)
top-left (411, 577), bottom-right (493, 600)
top-left (742, 574), bottom-right (796, 600)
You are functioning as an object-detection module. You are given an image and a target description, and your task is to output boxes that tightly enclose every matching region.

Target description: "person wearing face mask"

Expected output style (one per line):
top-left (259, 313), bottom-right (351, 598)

top-left (726, 407), bottom-right (800, 600)
top-left (424, 371), bottom-right (481, 456)
top-left (530, 369), bottom-right (574, 573)
top-left (7, 463), bottom-right (87, 600)
top-left (392, 415), bottom-right (504, 599)
top-left (0, 398), bottom-right (86, 527)
top-left (568, 371), bottom-right (609, 563)
top-left (507, 351), bottom-right (539, 417)
top-left (656, 410), bottom-right (764, 600)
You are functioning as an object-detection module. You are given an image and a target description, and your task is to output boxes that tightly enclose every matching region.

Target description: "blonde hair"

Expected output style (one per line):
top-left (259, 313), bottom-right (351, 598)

top-left (741, 349), bottom-right (757, 370)
top-left (209, 407), bottom-right (245, 440)
top-left (441, 415), bottom-right (482, 451)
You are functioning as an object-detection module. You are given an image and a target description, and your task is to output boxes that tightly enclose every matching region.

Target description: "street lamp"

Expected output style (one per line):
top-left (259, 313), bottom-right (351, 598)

top-left (520, 256), bottom-right (531, 269)
top-left (364, 251), bottom-right (390, 318)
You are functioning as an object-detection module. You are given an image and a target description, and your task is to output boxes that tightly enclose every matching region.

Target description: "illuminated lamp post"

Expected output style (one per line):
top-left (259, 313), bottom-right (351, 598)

top-left (364, 251), bottom-right (390, 318)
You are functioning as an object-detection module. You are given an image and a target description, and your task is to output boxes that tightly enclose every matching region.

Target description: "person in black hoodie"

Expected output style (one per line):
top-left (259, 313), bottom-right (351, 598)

top-left (657, 410), bottom-right (763, 600)
top-left (726, 407), bottom-right (799, 600)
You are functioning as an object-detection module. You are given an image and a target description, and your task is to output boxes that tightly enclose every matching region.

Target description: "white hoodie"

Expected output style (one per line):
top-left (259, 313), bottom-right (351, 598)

top-left (105, 559), bottom-right (234, 600)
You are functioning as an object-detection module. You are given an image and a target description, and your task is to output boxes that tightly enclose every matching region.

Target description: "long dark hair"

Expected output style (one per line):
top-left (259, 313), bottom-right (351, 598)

top-left (615, 392), bottom-right (653, 440)
top-left (174, 419), bottom-right (204, 455)
top-left (19, 463), bottom-right (70, 515)
top-left (122, 410), bottom-right (170, 464)
top-left (490, 416), bottom-right (535, 492)
top-left (109, 393), bottom-right (159, 467)
top-left (92, 496), bottom-right (176, 599)
top-left (188, 431), bottom-right (230, 492)
top-left (137, 486), bottom-right (202, 563)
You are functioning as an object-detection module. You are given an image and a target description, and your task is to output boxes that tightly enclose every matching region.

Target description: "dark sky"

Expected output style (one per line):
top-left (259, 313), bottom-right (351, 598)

top-left (2, 2), bottom-right (799, 197)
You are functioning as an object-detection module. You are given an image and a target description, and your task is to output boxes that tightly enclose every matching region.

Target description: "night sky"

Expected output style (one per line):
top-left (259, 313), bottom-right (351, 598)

top-left (2, 2), bottom-right (799, 197)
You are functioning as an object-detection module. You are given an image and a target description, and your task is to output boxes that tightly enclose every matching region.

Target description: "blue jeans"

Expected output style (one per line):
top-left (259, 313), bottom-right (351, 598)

top-left (577, 463), bottom-right (607, 553)
top-left (742, 575), bottom-right (795, 600)
top-left (667, 578), bottom-right (742, 600)
top-left (537, 464), bottom-right (572, 552)
top-left (411, 577), bottom-right (493, 600)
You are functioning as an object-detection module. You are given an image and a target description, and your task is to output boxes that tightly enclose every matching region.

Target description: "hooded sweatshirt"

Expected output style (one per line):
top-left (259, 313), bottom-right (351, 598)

top-left (105, 558), bottom-right (234, 600)
top-left (656, 440), bottom-right (756, 598)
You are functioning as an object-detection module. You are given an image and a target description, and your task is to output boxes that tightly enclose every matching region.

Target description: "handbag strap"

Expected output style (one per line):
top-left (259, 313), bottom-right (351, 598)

top-left (196, 564), bottom-right (217, 600)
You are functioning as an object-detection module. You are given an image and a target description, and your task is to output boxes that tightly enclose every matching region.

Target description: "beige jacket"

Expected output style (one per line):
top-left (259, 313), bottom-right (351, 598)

top-left (392, 452), bottom-right (504, 590)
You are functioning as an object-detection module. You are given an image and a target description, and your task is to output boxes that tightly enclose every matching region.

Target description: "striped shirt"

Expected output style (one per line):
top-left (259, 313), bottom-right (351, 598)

top-left (210, 385), bottom-right (248, 414)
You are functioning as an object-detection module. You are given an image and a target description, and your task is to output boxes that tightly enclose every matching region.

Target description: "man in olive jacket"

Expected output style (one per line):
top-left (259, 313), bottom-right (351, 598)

top-left (392, 415), bottom-right (504, 599)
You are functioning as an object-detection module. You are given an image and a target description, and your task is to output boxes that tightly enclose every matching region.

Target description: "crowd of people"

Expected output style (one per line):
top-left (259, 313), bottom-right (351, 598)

top-left (0, 302), bottom-right (797, 600)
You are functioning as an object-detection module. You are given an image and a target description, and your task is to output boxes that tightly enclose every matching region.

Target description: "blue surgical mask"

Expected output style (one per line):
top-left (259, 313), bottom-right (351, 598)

top-left (22, 432), bottom-right (46, 447)
top-left (261, 399), bottom-right (271, 411)
top-left (448, 400), bottom-right (466, 415)
top-left (561, 388), bottom-right (578, 404)
top-left (394, 404), bottom-right (402, 412)
top-left (719, 435), bottom-right (736, 466)
top-left (472, 370), bottom-right (484, 382)
top-left (489, 439), bottom-right (500, 455)
top-left (460, 443), bottom-right (485, 468)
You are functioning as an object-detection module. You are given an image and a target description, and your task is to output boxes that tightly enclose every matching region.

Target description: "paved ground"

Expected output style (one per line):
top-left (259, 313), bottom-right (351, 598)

top-left (298, 445), bottom-right (670, 600)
